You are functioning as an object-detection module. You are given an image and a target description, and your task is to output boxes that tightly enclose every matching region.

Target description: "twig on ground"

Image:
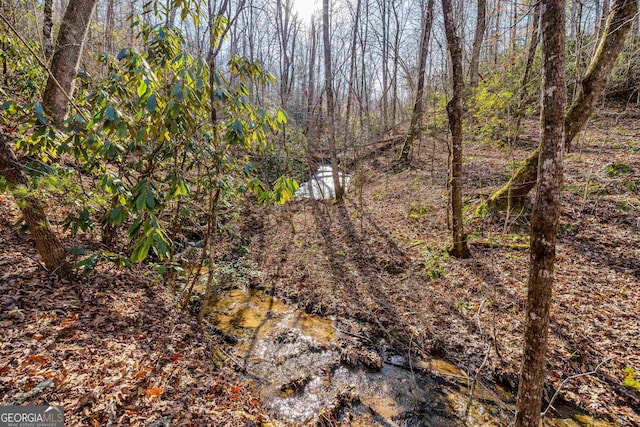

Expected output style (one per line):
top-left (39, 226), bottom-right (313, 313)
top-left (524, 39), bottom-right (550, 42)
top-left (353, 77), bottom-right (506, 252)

top-left (541, 357), bottom-right (612, 418)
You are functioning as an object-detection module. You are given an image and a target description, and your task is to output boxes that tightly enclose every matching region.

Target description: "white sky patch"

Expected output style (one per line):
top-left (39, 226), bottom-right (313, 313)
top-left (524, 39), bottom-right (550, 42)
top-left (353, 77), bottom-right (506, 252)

top-left (292, 0), bottom-right (319, 25)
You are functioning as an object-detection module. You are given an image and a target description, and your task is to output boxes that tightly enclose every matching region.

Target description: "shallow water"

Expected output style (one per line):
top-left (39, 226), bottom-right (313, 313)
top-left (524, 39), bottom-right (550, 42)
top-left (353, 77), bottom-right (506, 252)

top-left (294, 165), bottom-right (352, 200)
top-left (204, 287), bottom-right (613, 426)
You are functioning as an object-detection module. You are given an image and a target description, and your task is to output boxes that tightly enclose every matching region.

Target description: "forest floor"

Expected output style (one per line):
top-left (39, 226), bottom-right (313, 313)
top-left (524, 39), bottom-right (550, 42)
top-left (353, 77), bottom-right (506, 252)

top-left (243, 111), bottom-right (640, 425)
top-left (0, 208), bottom-right (273, 423)
top-left (0, 110), bottom-right (639, 426)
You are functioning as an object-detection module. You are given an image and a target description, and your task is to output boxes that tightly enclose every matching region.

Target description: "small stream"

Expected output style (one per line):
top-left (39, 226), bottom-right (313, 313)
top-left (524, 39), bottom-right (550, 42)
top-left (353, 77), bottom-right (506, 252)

top-left (204, 287), bottom-right (612, 426)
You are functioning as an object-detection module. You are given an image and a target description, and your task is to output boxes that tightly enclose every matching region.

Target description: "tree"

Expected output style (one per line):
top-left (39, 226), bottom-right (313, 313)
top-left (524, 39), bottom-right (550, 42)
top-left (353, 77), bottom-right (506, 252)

top-left (398, 0), bottom-right (435, 164)
top-left (322, 0), bottom-right (344, 201)
top-left (306, 17), bottom-right (318, 134)
top-left (469, 0), bottom-right (486, 89)
top-left (515, 0), bottom-right (566, 422)
top-left (42, 0), bottom-right (53, 60)
top-left (442, 0), bottom-right (470, 258)
top-left (42, 0), bottom-right (99, 127)
top-left (344, 0), bottom-right (362, 137)
top-left (480, 0), bottom-right (638, 213)
top-left (511, 0), bottom-right (541, 145)
top-left (564, 0), bottom-right (638, 151)
top-left (0, 133), bottom-right (70, 277)
top-left (0, 0), bottom-right (99, 278)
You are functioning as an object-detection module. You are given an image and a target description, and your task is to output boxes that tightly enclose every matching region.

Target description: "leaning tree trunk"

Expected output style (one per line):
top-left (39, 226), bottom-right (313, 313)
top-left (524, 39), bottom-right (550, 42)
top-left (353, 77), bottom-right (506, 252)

top-left (0, 133), bottom-right (70, 277)
top-left (42, 0), bottom-right (99, 127)
top-left (480, 0), bottom-right (637, 213)
top-left (323, 0), bottom-right (344, 202)
top-left (442, 0), bottom-right (470, 258)
top-left (565, 0), bottom-right (637, 151)
top-left (398, 0), bottom-right (435, 164)
top-left (515, 0), bottom-right (566, 422)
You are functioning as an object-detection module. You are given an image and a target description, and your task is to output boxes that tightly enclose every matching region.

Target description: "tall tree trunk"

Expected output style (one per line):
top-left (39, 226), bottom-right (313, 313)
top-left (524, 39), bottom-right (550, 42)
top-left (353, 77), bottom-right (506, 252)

top-left (380, 0), bottom-right (389, 130)
top-left (511, 0), bottom-right (541, 144)
top-left (345, 0), bottom-right (362, 144)
top-left (323, 0), bottom-right (344, 201)
top-left (515, 0), bottom-right (566, 422)
top-left (510, 0), bottom-right (518, 66)
top-left (481, 0), bottom-right (637, 213)
top-left (105, 0), bottom-right (115, 55)
top-left (598, 0), bottom-right (610, 38)
top-left (43, 0), bottom-right (53, 60)
top-left (398, 0), bottom-right (434, 163)
top-left (167, 0), bottom-right (178, 27)
top-left (0, 133), bottom-right (70, 277)
top-left (360, 0), bottom-right (370, 132)
top-left (1, 0), bottom-right (99, 278)
top-left (469, 0), bottom-right (487, 89)
top-left (442, 0), bottom-right (470, 258)
top-left (42, 0), bottom-right (99, 127)
top-left (306, 18), bottom-right (317, 135)
top-left (494, 0), bottom-right (502, 64)
top-left (390, 0), bottom-right (400, 126)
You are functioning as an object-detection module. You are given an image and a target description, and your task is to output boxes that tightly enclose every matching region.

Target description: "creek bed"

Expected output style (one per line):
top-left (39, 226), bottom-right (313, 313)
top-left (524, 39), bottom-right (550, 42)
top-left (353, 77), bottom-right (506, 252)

top-left (204, 287), bottom-right (612, 426)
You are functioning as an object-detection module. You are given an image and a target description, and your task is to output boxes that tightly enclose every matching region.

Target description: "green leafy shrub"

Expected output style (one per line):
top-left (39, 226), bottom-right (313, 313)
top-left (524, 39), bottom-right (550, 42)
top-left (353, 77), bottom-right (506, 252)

top-left (469, 74), bottom-right (515, 145)
top-left (423, 248), bottom-right (449, 280)
top-left (622, 367), bottom-right (640, 391)
top-left (606, 162), bottom-right (633, 176)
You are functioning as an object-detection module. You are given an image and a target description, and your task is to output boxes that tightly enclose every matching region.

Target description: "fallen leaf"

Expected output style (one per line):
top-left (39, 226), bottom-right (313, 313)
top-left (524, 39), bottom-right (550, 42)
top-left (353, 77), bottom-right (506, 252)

top-left (145, 387), bottom-right (164, 396)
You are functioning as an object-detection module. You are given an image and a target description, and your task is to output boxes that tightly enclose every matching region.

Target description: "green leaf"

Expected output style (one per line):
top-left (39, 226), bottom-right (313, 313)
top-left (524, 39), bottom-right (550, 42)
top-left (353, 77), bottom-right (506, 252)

top-left (131, 236), bottom-right (152, 262)
top-left (106, 106), bottom-right (116, 121)
top-left (146, 189), bottom-right (155, 209)
top-left (171, 82), bottom-right (184, 102)
top-left (277, 109), bottom-right (288, 124)
top-left (146, 94), bottom-right (157, 112)
top-left (136, 192), bottom-right (146, 211)
top-left (34, 102), bottom-right (46, 125)
top-left (74, 253), bottom-right (100, 273)
top-left (137, 79), bottom-right (148, 97)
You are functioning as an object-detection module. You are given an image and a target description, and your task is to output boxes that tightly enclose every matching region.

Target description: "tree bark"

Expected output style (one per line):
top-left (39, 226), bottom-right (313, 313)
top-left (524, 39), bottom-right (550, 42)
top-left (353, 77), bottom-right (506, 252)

top-left (398, 0), bottom-right (435, 163)
top-left (390, 0), bottom-right (400, 126)
top-left (323, 0), bottom-right (344, 201)
top-left (469, 0), bottom-right (486, 89)
top-left (42, 0), bottom-right (99, 127)
top-left (511, 1), bottom-right (541, 145)
top-left (482, 0), bottom-right (637, 213)
top-left (345, 0), bottom-right (362, 134)
top-left (380, 0), bottom-right (389, 130)
top-left (105, 0), bottom-right (115, 54)
top-left (515, 0), bottom-right (566, 422)
top-left (306, 18), bottom-right (317, 135)
top-left (0, 133), bottom-right (70, 276)
top-left (494, 0), bottom-right (502, 63)
top-left (43, 0), bottom-right (54, 60)
top-left (442, 0), bottom-right (470, 258)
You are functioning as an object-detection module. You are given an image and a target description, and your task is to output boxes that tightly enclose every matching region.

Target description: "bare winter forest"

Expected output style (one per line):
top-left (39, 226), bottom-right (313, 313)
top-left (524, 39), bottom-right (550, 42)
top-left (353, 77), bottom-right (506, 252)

top-left (1, 0), bottom-right (639, 425)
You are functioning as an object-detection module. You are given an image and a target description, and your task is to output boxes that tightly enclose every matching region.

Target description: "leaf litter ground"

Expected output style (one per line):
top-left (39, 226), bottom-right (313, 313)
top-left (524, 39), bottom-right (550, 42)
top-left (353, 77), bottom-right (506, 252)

top-left (0, 111), bottom-right (639, 426)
